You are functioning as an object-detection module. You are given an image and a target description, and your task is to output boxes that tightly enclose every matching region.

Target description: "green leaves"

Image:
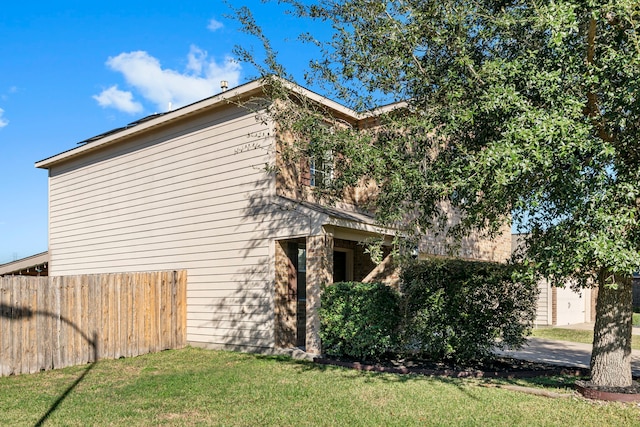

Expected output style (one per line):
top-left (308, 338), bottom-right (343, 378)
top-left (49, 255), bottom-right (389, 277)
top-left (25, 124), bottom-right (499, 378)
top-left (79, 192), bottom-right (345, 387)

top-left (235, 0), bottom-right (640, 280)
top-left (230, 0), bottom-right (640, 388)
top-left (401, 258), bottom-right (538, 362)
top-left (319, 282), bottom-right (401, 360)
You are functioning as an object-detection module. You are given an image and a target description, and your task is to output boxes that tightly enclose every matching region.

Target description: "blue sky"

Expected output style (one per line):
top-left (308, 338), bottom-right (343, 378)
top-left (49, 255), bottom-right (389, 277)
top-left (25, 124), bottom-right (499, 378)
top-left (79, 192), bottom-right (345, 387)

top-left (0, 1), bottom-right (322, 264)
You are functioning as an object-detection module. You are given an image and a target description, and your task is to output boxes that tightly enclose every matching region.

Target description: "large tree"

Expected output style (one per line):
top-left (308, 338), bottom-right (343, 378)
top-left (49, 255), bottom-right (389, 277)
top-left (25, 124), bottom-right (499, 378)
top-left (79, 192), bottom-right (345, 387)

top-left (236, 0), bottom-right (640, 387)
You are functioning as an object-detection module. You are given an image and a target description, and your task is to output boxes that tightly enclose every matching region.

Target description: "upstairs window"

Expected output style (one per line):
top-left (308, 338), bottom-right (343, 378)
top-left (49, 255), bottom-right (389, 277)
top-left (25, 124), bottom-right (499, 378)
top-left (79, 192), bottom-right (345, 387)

top-left (309, 149), bottom-right (333, 188)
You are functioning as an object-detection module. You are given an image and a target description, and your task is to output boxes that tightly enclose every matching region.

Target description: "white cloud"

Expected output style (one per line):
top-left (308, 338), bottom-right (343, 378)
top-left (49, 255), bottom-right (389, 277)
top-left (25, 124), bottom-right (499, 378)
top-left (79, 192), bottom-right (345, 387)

top-left (186, 45), bottom-right (207, 74)
top-left (93, 85), bottom-right (143, 114)
top-left (0, 108), bottom-right (8, 128)
top-left (207, 18), bottom-right (223, 32)
top-left (100, 47), bottom-right (241, 113)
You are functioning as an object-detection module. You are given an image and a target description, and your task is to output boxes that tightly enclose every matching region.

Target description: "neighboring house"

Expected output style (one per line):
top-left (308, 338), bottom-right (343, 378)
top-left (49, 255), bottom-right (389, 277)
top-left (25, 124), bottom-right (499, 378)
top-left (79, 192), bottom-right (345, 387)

top-left (0, 252), bottom-right (48, 277)
top-left (35, 78), bottom-right (511, 354)
top-left (512, 234), bottom-right (596, 326)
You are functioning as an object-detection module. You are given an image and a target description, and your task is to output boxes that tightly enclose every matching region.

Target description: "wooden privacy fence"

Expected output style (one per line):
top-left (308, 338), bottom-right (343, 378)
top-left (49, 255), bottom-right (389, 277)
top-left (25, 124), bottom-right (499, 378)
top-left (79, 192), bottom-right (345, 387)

top-left (0, 270), bottom-right (186, 377)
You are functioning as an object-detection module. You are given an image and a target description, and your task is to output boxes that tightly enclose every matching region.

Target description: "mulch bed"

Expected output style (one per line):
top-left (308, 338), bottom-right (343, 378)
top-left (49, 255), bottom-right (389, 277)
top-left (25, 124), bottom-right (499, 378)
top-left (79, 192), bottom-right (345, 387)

top-left (313, 356), bottom-right (590, 379)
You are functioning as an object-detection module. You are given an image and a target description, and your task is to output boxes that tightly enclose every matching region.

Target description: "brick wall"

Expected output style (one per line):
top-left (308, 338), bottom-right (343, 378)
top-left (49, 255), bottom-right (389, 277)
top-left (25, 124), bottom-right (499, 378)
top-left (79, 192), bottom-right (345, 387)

top-left (305, 232), bottom-right (333, 354)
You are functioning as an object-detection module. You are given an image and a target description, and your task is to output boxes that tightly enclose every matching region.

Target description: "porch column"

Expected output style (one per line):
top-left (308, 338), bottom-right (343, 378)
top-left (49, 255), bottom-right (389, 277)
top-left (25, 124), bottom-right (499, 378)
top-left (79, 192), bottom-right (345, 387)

top-left (306, 228), bottom-right (333, 354)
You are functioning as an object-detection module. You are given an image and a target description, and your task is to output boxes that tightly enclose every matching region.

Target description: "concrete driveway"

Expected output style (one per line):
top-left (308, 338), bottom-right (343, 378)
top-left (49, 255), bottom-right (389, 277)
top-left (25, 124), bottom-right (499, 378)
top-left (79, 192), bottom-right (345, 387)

top-left (496, 323), bottom-right (640, 377)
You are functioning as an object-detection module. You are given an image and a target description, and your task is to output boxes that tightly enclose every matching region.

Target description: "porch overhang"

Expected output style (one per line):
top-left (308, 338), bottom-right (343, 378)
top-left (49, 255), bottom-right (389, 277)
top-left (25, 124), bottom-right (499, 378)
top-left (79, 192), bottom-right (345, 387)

top-left (274, 197), bottom-right (402, 355)
top-left (276, 196), bottom-right (400, 242)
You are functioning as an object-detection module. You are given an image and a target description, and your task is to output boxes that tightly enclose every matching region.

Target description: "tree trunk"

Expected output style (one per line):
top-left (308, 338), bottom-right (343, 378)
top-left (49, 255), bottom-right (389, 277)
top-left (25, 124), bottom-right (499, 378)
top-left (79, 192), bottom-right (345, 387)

top-left (590, 272), bottom-right (633, 387)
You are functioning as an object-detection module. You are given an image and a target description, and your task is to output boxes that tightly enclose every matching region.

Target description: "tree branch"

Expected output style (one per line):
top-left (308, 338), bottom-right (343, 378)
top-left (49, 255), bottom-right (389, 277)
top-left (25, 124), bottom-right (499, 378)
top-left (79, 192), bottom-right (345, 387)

top-left (585, 17), bottom-right (614, 143)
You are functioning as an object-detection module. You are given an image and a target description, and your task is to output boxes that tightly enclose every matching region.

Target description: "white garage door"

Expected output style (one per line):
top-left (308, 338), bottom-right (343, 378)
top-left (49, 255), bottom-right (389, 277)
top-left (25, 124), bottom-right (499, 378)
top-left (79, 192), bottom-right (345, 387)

top-left (556, 286), bottom-right (586, 325)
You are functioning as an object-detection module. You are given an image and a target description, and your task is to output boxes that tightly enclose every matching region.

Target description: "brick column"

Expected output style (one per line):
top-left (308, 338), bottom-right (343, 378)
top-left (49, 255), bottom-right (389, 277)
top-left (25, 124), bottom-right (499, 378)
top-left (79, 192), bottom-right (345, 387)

top-left (305, 229), bottom-right (333, 354)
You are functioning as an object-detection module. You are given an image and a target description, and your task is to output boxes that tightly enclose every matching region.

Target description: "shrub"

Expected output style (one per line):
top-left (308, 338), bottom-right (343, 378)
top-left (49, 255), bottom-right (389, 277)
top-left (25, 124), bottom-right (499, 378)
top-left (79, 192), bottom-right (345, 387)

top-left (401, 258), bottom-right (538, 363)
top-left (319, 282), bottom-right (401, 360)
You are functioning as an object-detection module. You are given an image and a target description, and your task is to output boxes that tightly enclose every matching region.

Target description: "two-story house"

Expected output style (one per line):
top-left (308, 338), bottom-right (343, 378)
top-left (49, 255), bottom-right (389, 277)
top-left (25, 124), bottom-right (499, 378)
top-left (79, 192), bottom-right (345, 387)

top-left (35, 78), bottom-right (511, 354)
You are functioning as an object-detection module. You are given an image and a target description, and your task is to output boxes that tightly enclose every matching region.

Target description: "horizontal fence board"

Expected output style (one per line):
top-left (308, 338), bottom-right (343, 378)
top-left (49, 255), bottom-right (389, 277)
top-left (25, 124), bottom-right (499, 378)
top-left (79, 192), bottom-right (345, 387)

top-left (0, 271), bottom-right (186, 377)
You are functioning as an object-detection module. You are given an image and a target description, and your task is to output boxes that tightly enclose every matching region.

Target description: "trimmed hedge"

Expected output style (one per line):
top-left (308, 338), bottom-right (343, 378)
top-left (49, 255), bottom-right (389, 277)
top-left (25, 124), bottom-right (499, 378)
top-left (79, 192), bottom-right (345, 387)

top-left (318, 260), bottom-right (537, 363)
top-left (401, 258), bottom-right (538, 362)
top-left (319, 282), bottom-right (401, 360)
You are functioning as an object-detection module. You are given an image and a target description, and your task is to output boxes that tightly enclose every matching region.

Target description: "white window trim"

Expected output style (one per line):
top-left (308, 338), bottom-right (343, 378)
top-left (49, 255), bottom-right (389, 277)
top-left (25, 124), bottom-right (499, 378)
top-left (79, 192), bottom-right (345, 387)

top-left (310, 150), bottom-right (333, 188)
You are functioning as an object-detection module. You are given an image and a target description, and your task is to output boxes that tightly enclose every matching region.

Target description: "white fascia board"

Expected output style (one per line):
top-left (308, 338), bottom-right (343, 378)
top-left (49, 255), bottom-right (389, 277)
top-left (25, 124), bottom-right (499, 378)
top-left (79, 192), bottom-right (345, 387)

top-left (272, 76), bottom-right (407, 121)
top-left (272, 76), bottom-right (360, 120)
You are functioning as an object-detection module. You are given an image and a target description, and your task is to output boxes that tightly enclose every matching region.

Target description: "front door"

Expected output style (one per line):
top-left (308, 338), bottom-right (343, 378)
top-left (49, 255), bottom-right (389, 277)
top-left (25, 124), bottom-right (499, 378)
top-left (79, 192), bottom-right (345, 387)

top-left (333, 248), bottom-right (353, 283)
top-left (333, 250), bottom-right (347, 282)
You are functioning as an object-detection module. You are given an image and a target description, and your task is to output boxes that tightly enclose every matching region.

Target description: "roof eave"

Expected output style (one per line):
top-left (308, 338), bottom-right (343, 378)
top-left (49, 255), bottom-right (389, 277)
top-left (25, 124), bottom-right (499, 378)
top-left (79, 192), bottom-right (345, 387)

top-left (35, 79), bottom-right (269, 169)
top-left (34, 76), bottom-right (380, 170)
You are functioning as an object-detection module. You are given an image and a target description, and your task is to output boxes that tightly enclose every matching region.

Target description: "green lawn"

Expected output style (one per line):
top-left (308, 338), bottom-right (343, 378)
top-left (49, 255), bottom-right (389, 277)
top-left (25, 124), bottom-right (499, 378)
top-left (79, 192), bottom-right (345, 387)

top-left (531, 328), bottom-right (640, 350)
top-left (0, 347), bottom-right (638, 426)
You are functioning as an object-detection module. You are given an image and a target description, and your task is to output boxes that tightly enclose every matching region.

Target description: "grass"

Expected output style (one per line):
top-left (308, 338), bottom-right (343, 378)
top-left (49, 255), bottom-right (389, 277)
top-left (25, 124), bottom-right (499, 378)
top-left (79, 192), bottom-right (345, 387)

top-left (531, 327), bottom-right (596, 344)
top-left (531, 328), bottom-right (640, 350)
top-left (0, 347), bottom-right (638, 426)
top-left (634, 313), bottom-right (640, 327)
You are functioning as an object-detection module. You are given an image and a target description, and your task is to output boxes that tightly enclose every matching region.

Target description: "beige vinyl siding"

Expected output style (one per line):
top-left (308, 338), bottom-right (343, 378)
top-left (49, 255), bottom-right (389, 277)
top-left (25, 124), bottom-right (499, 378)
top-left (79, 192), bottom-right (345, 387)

top-left (50, 208), bottom-right (286, 246)
top-left (47, 104), bottom-right (282, 349)
top-left (535, 280), bottom-right (552, 326)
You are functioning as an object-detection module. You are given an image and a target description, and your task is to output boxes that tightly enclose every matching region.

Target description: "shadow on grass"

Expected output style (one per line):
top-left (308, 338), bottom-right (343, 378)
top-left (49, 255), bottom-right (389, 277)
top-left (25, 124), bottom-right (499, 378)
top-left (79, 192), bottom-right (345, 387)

top-left (0, 303), bottom-right (98, 426)
top-left (252, 351), bottom-right (588, 400)
top-left (495, 373), bottom-right (587, 392)
top-left (34, 351), bottom-right (97, 427)
top-left (252, 353), bottom-right (489, 401)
